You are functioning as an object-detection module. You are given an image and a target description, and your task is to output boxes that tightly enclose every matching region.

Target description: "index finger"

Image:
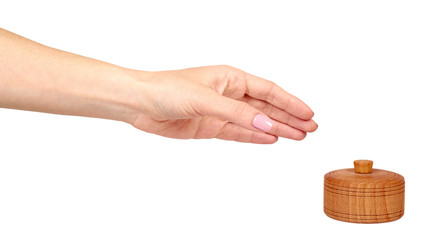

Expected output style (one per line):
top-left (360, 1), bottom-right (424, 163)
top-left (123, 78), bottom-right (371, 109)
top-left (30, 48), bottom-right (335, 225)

top-left (244, 73), bottom-right (314, 120)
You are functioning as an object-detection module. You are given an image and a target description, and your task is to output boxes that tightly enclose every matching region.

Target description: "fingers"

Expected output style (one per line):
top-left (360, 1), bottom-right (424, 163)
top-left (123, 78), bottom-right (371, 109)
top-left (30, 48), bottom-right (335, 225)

top-left (215, 122), bottom-right (278, 144)
top-left (200, 93), bottom-right (308, 140)
top-left (251, 113), bottom-right (307, 140)
top-left (269, 120), bottom-right (307, 140)
top-left (244, 72), bottom-right (314, 120)
top-left (241, 95), bottom-right (318, 133)
top-left (200, 93), bottom-right (263, 131)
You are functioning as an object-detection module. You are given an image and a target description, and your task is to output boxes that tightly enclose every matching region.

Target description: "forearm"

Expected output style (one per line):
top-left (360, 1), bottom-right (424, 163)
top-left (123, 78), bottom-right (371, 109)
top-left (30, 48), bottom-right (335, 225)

top-left (0, 28), bottom-right (142, 123)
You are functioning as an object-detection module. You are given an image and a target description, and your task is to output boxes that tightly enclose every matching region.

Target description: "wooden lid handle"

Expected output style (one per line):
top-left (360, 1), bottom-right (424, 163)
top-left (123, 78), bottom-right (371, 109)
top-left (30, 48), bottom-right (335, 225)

top-left (354, 160), bottom-right (373, 173)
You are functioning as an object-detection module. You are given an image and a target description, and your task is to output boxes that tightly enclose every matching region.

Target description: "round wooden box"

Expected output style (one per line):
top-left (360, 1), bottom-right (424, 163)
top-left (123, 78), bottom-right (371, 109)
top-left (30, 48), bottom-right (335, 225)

top-left (324, 160), bottom-right (405, 223)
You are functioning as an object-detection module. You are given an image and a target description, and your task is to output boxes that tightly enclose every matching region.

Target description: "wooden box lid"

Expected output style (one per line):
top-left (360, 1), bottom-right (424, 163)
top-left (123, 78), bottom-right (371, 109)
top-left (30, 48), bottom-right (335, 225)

top-left (324, 160), bottom-right (405, 223)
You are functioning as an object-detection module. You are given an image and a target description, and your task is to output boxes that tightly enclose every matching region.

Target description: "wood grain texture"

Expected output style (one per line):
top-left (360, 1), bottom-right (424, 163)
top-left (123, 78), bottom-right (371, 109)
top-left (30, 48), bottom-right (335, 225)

top-left (324, 161), bottom-right (405, 223)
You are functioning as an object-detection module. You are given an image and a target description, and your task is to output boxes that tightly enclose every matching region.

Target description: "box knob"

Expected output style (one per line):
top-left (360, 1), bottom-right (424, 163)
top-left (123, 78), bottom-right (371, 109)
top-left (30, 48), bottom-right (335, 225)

top-left (354, 160), bottom-right (373, 173)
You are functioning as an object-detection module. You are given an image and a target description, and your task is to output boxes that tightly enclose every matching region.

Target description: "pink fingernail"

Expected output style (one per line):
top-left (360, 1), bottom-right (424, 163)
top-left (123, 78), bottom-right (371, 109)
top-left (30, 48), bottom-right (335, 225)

top-left (252, 114), bottom-right (273, 132)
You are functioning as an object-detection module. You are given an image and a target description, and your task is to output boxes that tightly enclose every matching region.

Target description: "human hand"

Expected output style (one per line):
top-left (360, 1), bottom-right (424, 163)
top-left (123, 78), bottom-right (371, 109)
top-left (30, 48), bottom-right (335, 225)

top-left (130, 65), bottom-right (317, 143)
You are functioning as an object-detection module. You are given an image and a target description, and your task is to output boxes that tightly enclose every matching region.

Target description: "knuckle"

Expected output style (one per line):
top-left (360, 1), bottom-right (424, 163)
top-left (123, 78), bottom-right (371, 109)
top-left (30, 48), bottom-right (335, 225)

top-left (265, 81), bottom-right (276, 102)
top-left (220, 72), bottom-right (247, 98)
top-left (265, 103), bottom-right (275, 116)
top-left (230, 102), bottom-right (248, 119)
top-left (215, 65), bottom-right (245, 80)
top-left (215, 64), bottom-right (237, 71)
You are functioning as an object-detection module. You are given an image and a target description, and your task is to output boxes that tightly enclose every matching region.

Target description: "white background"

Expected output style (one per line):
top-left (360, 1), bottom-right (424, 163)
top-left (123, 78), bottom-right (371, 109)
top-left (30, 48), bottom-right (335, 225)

top-left (1, 0), bottom-right (436, 239)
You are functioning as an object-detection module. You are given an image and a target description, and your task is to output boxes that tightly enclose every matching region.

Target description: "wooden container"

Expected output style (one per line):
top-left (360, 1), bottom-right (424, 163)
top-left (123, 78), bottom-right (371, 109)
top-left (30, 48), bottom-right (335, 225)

top-left (324, 160), bottom-right (405, 223)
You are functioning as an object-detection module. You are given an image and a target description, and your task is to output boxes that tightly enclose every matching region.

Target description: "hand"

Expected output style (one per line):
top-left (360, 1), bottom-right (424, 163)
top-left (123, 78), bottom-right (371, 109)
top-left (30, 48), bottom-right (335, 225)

top-left (130, 65), bottom-right (317, 143)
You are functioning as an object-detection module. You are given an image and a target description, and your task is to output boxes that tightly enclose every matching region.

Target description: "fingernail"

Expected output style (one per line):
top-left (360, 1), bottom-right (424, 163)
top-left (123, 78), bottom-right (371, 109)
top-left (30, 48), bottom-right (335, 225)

top-left (252, 114), bottom-right (273, 132)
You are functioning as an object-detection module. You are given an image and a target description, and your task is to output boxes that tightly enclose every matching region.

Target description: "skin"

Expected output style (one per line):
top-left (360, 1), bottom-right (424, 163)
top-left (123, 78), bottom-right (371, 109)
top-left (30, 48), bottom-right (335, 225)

top-left (0, 28), bottom-right (317, 144)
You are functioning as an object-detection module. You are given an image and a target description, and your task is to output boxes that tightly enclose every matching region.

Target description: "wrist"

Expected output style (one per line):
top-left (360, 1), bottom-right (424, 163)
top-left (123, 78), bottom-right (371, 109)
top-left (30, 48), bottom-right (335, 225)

top-left (116, 68), bottom-right (165, 126)
top-left (107, 68), bottom-right (151, 124)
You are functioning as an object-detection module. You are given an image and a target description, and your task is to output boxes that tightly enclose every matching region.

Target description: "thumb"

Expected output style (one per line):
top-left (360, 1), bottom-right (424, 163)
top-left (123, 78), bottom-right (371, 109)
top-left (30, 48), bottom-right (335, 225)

top-left (202, 94), bottom-right (273, 133)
